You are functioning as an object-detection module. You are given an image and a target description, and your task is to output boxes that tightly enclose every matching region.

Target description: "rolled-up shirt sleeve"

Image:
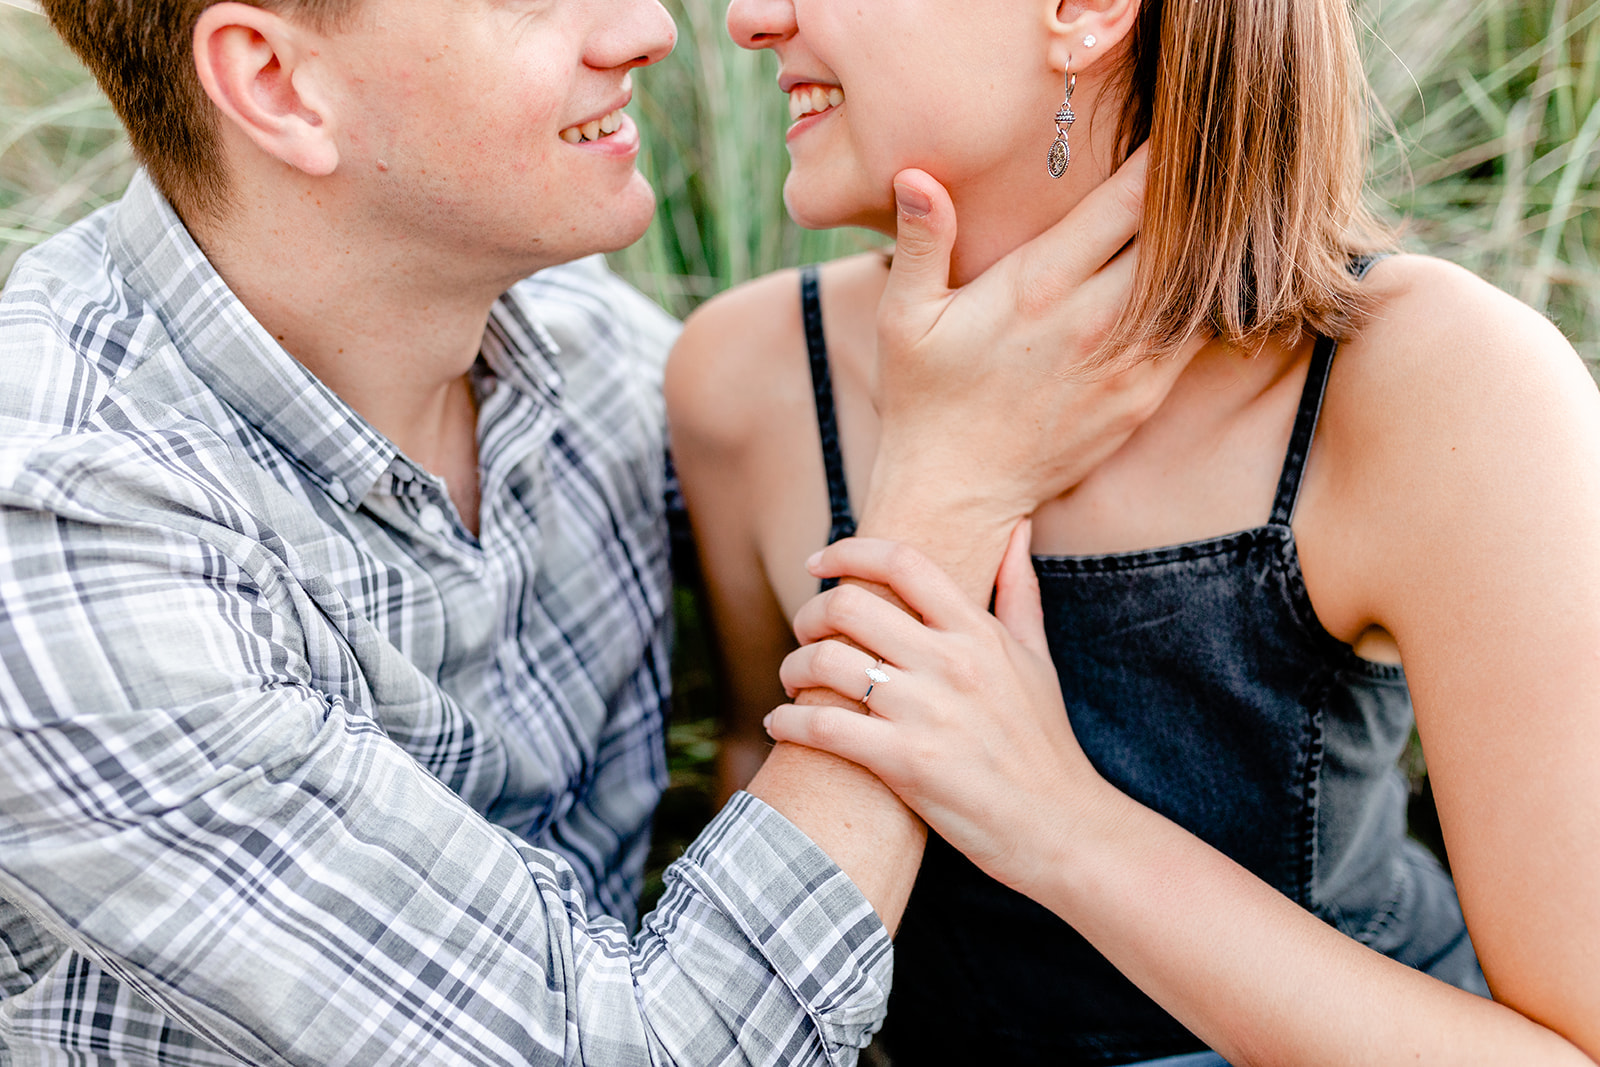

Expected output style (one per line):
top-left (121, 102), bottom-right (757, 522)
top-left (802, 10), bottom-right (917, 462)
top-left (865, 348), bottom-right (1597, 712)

top-left (0, 500), bottom-right (891, 1065)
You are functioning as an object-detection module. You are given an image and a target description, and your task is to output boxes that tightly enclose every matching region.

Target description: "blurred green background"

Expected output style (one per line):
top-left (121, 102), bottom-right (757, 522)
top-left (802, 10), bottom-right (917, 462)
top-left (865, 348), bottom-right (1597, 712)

top-left (3, 0), bottom-right (1597, 904)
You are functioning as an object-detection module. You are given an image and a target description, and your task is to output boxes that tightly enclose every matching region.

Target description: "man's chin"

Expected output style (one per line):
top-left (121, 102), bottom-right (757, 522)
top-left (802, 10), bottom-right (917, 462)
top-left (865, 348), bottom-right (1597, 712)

top-left (508, 190), bottom-right (656, 277)
top-left (574, 176), bottom-right (658, 255)
top-left (599, 195), bottom-right (659, 254)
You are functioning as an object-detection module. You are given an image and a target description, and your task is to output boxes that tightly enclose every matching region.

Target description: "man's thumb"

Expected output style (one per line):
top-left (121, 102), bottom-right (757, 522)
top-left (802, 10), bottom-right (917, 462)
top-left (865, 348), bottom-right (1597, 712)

top-left (885, 170), bottom-right (957, 315)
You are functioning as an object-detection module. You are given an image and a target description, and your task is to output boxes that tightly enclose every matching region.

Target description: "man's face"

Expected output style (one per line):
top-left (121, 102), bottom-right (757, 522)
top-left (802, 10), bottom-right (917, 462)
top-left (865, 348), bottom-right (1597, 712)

top-left (318, 0), bottom-right (676, 284)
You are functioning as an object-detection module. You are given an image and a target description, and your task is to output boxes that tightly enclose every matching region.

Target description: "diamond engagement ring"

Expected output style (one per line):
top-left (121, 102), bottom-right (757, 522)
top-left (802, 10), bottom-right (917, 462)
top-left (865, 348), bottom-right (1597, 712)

top-left (861, 663), bottom-right (889, 705)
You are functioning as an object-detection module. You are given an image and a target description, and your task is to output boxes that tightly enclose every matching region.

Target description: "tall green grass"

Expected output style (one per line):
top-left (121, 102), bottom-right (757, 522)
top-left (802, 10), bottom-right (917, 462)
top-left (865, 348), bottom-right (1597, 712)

top-left (1366, 0), bottom-right (1600, 366)
top-left (0, 5), bottom-right (132, 281)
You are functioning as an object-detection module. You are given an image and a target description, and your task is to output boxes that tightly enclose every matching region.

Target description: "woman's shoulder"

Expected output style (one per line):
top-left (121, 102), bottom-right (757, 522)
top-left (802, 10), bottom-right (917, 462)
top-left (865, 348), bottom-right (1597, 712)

top-left (1315, 252), bottom-right (1599, 581)
top-left (665, 253), bottom-right (887, 453)
top-left (665, 265), bottom-right (805, 455)
top-left (1341, 254), bottom-right (1581, 389)
top-left (1329, 254), bottom-right (1591, 452)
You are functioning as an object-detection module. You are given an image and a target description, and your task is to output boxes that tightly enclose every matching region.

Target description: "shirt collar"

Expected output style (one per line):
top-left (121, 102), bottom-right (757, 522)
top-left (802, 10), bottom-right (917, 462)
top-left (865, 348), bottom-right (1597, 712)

top-left (105, 174), bottom-right (578, 513)
top-left (480, 287), bottom-right (566, 413)
top-left (106, 172), bottom-right (398, 509)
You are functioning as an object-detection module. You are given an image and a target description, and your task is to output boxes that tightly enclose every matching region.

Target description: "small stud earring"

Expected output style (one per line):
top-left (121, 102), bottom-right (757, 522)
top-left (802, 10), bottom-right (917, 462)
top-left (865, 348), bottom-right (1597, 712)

top-left (1083, 34), bottom-right (1097, 48)
top-left (1047, 59), bottom-right (1075, 178)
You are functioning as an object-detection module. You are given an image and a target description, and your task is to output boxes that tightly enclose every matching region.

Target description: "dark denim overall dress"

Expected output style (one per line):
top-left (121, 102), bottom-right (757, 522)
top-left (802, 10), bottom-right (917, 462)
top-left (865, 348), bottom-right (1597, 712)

top-left (799, 265), bottom-right (1487, 1066)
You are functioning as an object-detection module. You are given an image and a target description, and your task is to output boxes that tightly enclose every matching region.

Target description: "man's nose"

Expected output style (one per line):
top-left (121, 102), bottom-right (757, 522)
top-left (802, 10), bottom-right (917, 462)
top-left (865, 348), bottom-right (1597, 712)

top-left (594, 0), bottom-right (678, 69)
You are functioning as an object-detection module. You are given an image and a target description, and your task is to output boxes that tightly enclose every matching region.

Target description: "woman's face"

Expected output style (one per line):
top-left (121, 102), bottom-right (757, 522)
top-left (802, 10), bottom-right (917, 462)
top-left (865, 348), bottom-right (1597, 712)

top-left (726, 0), bottom-right (1063, 234)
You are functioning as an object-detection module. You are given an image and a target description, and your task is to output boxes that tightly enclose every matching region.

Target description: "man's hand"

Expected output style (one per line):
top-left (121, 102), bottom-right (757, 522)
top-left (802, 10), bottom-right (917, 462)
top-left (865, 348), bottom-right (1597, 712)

top-left (864, 146), bottom-right (1197, 597)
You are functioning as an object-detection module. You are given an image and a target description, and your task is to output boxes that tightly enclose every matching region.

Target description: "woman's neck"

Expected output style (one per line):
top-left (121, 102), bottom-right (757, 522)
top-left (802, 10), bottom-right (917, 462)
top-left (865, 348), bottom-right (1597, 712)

top-left (942, 124), bottom-right (1122, 287)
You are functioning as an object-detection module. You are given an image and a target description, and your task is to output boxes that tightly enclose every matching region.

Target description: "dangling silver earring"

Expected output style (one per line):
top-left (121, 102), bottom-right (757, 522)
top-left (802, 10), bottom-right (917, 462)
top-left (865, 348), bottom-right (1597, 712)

top-left (1047, 60), bottom-right (1075, 179)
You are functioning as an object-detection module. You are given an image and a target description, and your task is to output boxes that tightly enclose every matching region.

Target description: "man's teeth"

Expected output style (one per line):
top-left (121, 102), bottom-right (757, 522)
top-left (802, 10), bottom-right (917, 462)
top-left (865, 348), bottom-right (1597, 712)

top-left (789, 85), bottom-right (845, 121)
top-left (560, 109), bottom-right (625, 144)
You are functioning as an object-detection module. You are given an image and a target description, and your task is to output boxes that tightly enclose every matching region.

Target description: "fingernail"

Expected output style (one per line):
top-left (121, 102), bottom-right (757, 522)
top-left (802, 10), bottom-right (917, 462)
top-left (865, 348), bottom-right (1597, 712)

top-left (805, 550), bottom-right (823, 571)
top-left (895, 182), bottom-right (931, 219)
top-left (762, 712), bottom-right (774, 733)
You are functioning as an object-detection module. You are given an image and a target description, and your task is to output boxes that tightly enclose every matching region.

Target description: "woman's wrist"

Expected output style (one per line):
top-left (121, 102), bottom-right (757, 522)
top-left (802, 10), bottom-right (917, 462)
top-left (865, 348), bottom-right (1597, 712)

top-left (1004, 769), bottom-right (1137, 913)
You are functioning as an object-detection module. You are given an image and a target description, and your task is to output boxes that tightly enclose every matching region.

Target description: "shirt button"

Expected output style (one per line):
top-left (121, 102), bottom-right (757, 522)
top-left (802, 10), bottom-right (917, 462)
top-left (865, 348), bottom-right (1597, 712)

top-left (326, 481), bottom-right (349, 505)
top-left (417, 503), bottom-right (450, 535)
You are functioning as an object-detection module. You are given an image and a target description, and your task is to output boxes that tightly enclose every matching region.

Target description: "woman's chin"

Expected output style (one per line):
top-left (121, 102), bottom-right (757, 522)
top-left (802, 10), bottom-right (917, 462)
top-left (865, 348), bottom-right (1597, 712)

top-left (782, 181), bottom-right (895, 235)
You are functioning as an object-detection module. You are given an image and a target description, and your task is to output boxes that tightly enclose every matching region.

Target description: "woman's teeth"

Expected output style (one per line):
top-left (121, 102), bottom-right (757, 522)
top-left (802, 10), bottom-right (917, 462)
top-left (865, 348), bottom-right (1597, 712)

top-left (789, 85), bottom-right (845, 121)
top-left (560, 109), bottom-right (625, 144)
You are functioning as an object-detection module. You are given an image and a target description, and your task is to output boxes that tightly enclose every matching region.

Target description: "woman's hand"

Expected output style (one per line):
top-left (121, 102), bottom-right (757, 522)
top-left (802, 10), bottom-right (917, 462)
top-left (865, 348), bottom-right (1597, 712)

top-left (764, 522), bottom-right (1121, 897)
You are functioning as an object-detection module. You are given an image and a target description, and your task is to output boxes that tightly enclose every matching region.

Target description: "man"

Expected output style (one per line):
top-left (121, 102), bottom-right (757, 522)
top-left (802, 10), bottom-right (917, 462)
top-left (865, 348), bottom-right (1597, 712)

top-left (0, 0), bottom-right (1165, 1062)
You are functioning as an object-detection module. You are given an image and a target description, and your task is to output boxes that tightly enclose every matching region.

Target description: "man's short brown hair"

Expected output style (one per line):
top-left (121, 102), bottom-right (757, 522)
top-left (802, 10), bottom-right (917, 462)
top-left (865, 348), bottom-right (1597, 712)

top-left (42, 0), bottom-right (356, 221)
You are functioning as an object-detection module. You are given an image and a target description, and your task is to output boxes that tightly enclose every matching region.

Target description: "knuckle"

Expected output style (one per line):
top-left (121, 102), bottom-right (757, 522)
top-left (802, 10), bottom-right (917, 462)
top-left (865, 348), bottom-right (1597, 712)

top-left (807, 708), bottom-right (848, 749)
top-left (978, 623), bottom-right (1010, 658)
top-left (948, 659), bottom-right (984, 695)
top-left (946, 642), bottom-right (990, 693)
top-left (1012, 268), bottom-right (1070, 321)
top-left (824, 585), bottom-right (867, 630)
top-left (897, 233), bottom-right (937, 260)
top-left (812, 588), bottom-right (845, 632)
top-left (813, 638), bottom-right (854, 676)
top-left (1109, 171), bottom-right (1146, 220)
top-left (791, 598), bottom-right (824, 640)
top-left (885, 541), bottom-right (928, 588)
top-left (933, 645), bottom-right (979, 693)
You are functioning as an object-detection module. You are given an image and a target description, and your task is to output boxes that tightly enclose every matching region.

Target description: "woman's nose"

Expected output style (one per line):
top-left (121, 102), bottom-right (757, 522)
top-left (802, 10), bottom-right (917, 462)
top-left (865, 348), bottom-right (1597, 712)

top-left (726, 0), bottom-right (796, 51)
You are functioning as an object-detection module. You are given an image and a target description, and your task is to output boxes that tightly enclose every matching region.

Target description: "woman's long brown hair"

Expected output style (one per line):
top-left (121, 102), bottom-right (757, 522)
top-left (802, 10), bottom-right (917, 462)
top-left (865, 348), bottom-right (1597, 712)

top-left (1106, 0), bottom-right (1393, 361)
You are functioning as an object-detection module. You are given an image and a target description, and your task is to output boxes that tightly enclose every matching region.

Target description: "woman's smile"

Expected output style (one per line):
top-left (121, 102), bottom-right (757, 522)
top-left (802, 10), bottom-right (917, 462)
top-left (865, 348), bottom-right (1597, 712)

top-left (787, 83), bottom-right (845, 122)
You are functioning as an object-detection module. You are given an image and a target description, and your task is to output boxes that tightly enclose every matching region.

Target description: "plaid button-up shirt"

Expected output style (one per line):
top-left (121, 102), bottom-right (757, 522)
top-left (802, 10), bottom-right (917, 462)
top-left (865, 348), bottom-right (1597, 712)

top-left (0, 172), bottom-right (890, 1066)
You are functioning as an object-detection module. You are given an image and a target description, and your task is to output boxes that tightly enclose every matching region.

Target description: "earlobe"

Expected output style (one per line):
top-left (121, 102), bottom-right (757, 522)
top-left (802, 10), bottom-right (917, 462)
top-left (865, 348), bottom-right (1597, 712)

top-left (193, 2), bottom-right (340, 177)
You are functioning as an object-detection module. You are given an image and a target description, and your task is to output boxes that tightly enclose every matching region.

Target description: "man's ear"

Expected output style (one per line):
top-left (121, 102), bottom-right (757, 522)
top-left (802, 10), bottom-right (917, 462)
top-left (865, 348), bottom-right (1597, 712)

top-left (1046, 0), bottom-right (1140, 76)
top-left (193, 2), bottom-right (339, 177)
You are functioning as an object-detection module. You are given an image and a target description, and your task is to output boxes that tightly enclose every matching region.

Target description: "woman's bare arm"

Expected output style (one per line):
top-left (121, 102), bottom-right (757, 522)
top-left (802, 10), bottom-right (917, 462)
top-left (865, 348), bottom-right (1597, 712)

top-left (665, 270), bottom-right (808, 805)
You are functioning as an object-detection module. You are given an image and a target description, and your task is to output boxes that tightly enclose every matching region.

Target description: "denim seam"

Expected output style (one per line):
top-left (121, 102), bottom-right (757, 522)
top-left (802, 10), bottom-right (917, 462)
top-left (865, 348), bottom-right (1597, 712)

top-left (1292, 670), bottom-right (1330, 909)
top-left (1031, 525), bottom-right (1289, 574)
top-left (1271, 530), bottom-right (1407, 683)
top-left (1351, 851), bottom-right (1410, 947)
top-left (1031, 523), bottom-right (1405, 680)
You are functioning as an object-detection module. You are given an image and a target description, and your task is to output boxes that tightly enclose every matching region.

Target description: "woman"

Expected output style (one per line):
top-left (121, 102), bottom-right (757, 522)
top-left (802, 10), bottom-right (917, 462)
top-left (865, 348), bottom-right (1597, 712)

top-left (667, 0), bottom-right (1600, 1063)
